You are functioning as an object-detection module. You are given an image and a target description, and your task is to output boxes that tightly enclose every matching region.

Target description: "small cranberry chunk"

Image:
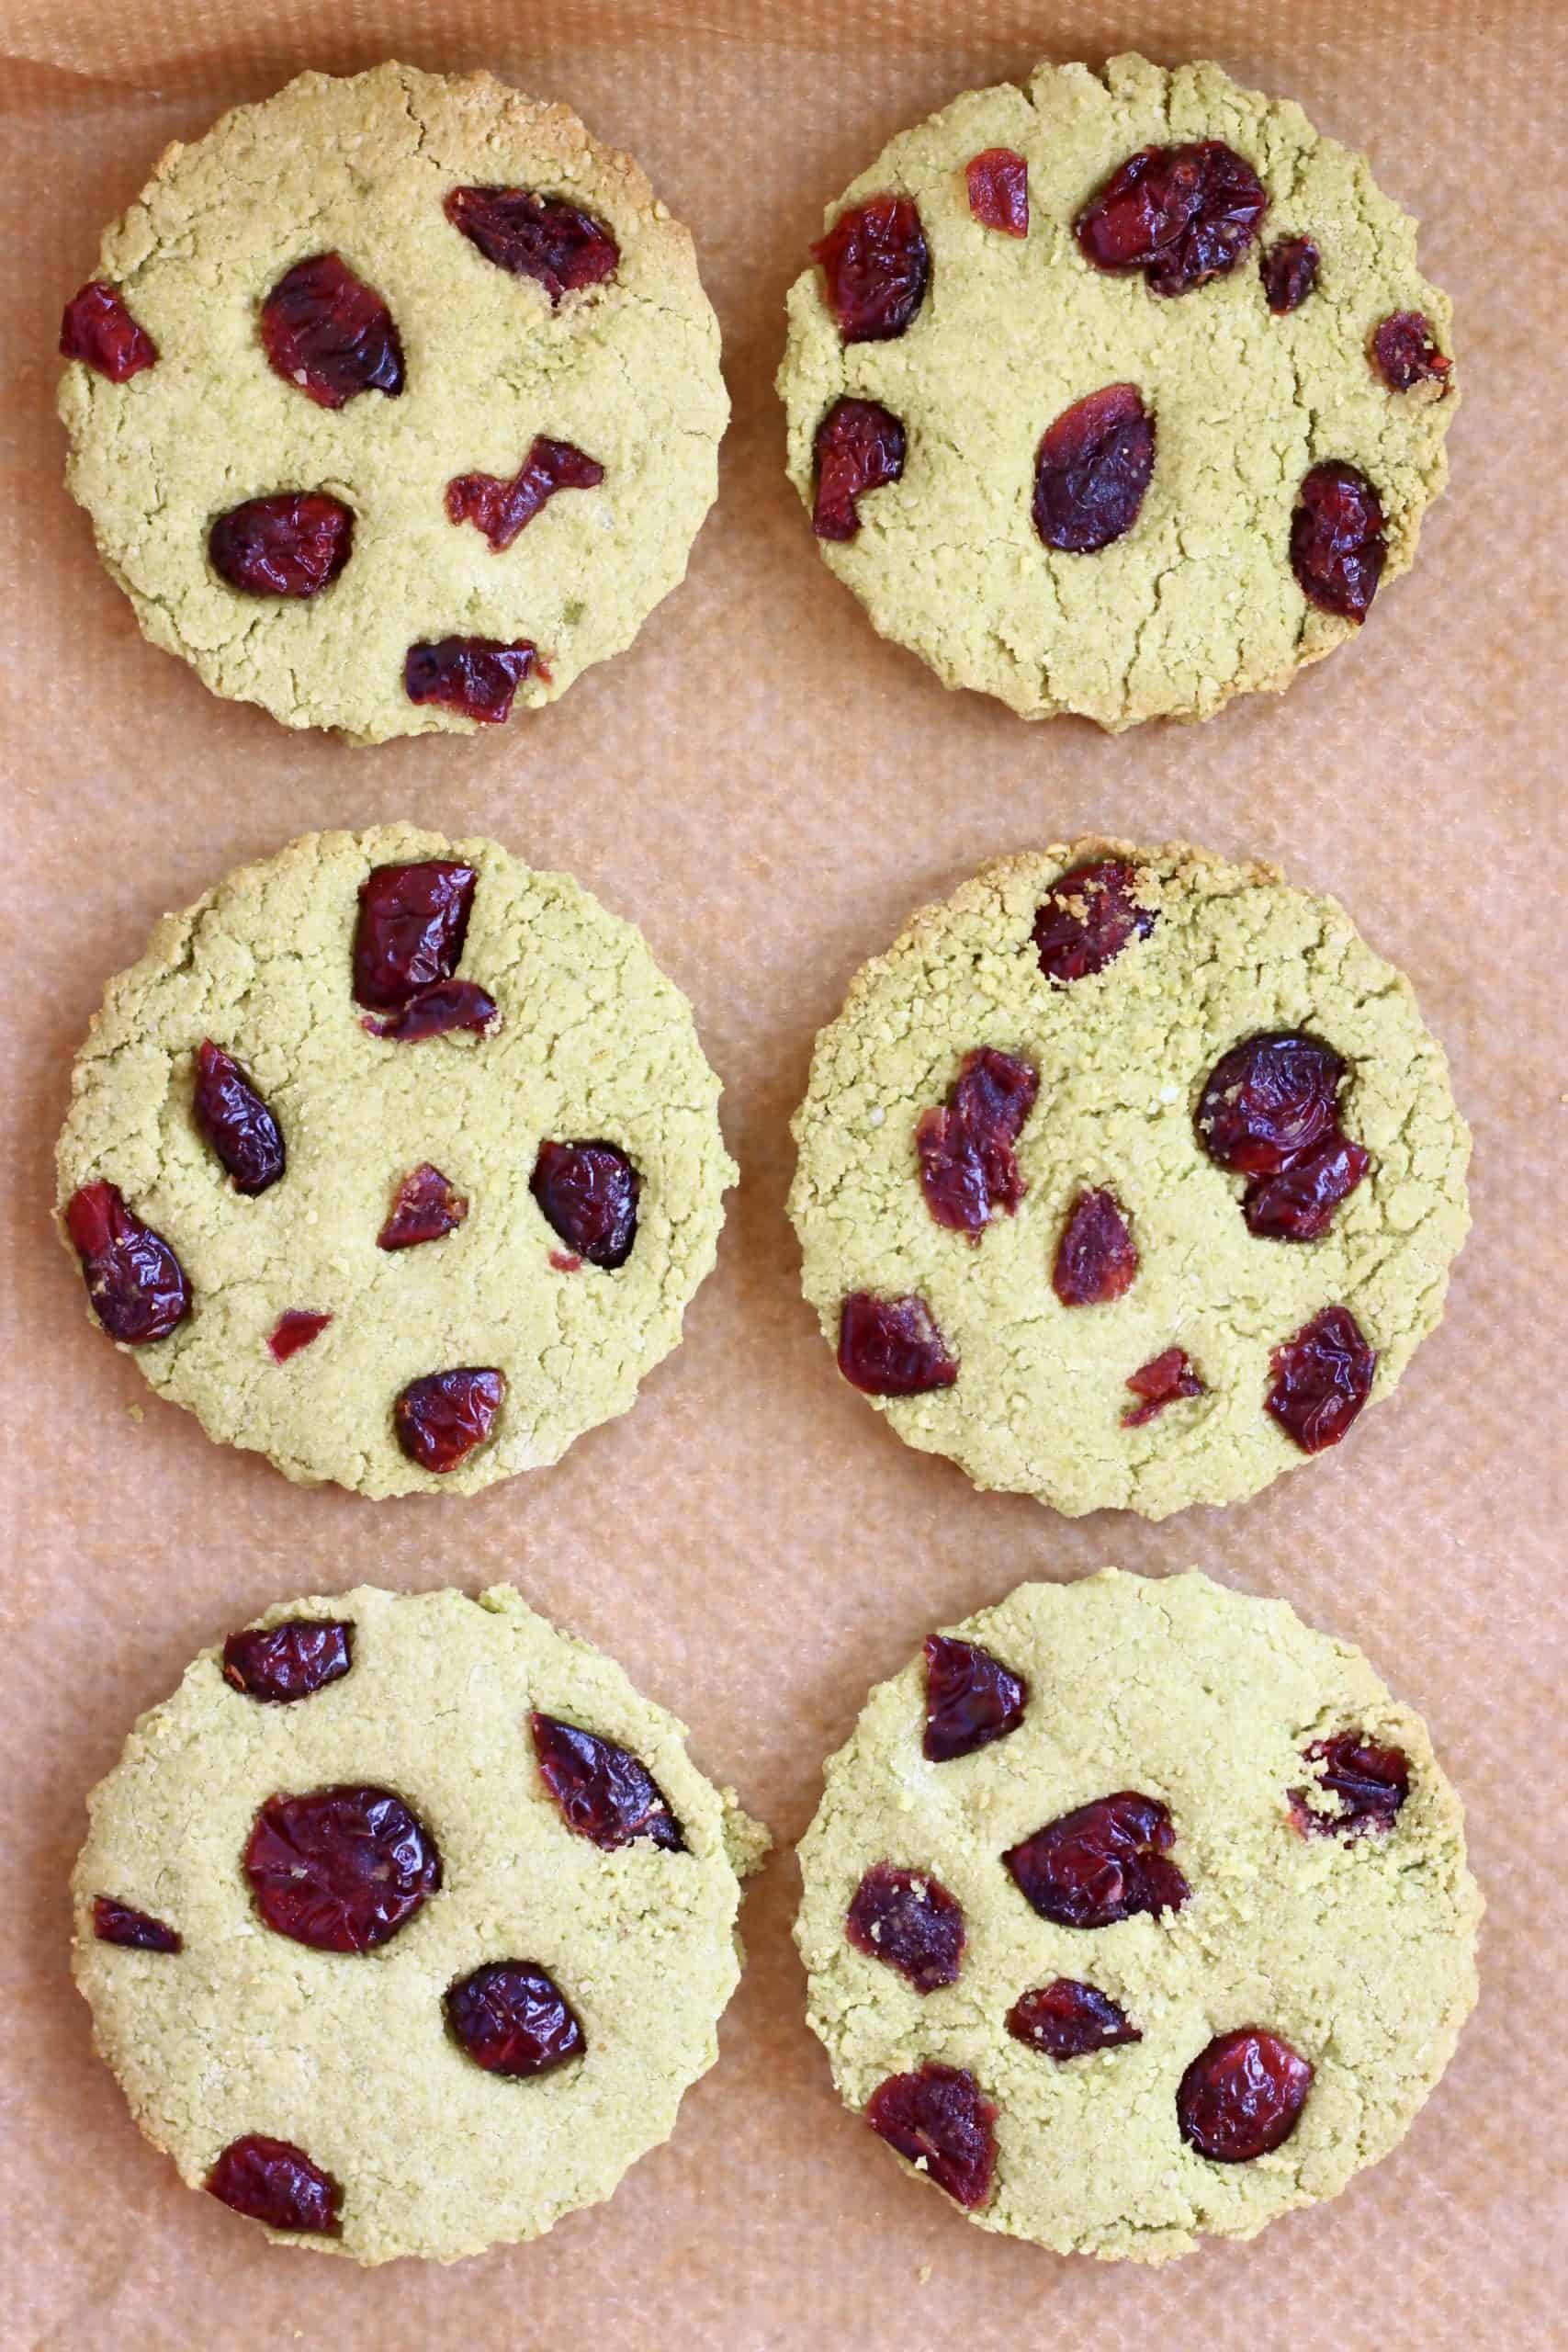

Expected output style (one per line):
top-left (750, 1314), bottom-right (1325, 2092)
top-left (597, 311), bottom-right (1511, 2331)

top-left (845, 1863), bottom-right (965, 1992)
top-left (1178, 2029), bottom-right (1313, 2162)
top-left (530, 1141), bottom-right (640, 1270)
top-left (1004, 1791), bottom-right (1189, 1929)
top-left (222, 1619), bottom-right (352, 1704)
top-left (1053, 1188), bottom-right (1138, 1306)
top-left (1076, 141), bottom-right (1268, 296)
top-left (209, 493), bottom-right (353, 599)
top-left (865, 2063), bottom-right (997, 2211)
top-left (245, 1784), bottom-right (440, 1951)
top-left (1243, 1133), bottom-right (1371, 1242)
top-left (1261, 235), bottom-right (1319, 314)
top-left (1371, 310), bottom-right (1452, 395)
top-left (259, 253), bottom-right (403, 409)
top-left (193, 1041), bottom-right (285, 1194)
top-left (1266, 1306), bottom-right (1377, 1453)
top-left (445, 187), bottom-right (619, 306)
top-left (812, 397), bottom-right (906, 542)
top-left (1198, 1033), bottom-right (1347, 1175)
top-left (445, 1962), bottom-right (586, 2076)
top-left (1033, 384), bottom-right (1155, 554)
top-left (1007, 1979), bottom-right (1142, 2060)
top-left (1290, 1730), bottom-right (1410, 1837)
top-left (446, 436), bottom-right (604, 552)
top-left (92, 1896), bottom-right (181, 1952)
top-left (1291, 459), bottom-right (1386, 623)
top-left (1032, 858), bottom-right (1155, 982)
top-left (923, 1634), bottom-right (1028, 1762)
top-left (530, 1713), bottom-right (684, 1852)
top-left (268, 1309), bottom-right (332, 1362)
top-left (965, 148), bottom-right (1029, 236)
top-left (1122, 1346), bottom-right (1204, 1427)
top-left (206, 2135), bottom-right (342, 2234)
top-left (353, 861), bottom-right (477, 1012)
top-left (363, 980), bottom-right (499, 1043)
top-left (811, 196), bottom-right (930, 344)
top-left (59, 280), bottom-right (157, 380)
top-left (378, 1163), bottom-right (468, 1250)
top-left (394, 1368), bottom-right (505, 1473)
top-left (838, 1292), bottom-right (958, 1396)
top-left (65, 1182), bottom-right (189, 1344)
top-left (550, 1250), bottom-right (582, 1272)
top-left (404, 637), bottom-right (536, 723)
top-left (916, 1046), bottom-right (1038, 1238)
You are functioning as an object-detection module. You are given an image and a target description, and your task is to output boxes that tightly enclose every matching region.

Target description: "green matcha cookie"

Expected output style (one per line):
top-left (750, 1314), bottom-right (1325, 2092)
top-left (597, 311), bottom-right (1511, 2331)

top-left (788, 841), bottom-right (1469, 1517)
top-left (779, 52), bottom-right (1456, 729)
top-left (57, 62), bottom-right (727, 741)
top-left (55, 824), bottom-right (735, 1497)
top-left (74, 1584), bottom-right (767, 2264)
top-left (796, 1568), bottom-right (1480, 2260)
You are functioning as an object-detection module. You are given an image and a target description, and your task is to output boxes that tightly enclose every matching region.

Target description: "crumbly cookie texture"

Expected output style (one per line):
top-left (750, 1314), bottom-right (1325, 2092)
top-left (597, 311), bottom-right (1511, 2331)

top-left (797, 1568), bottom-right (1480, 2261)
top-left (788, 840), bottom-right (1469, 1517)
top-left (59, 62), bottom-right (727, 741)
top-left (55, 824), bottom-right (736, 1496)
top-left (74, 1585), bottom-right (768, 2265)
top-left (779, 52), bottom-right (1455, 728)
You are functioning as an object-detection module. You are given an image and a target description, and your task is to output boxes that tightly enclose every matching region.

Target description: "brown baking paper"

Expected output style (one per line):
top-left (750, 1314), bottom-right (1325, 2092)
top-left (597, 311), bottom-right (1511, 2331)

top-left (2, 0), bottom-right (1564, 2343)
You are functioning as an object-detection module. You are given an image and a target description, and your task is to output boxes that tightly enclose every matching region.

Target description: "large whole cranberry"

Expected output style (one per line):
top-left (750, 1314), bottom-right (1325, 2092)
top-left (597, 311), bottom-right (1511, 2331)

top-left (59, 280), bottom-right (157, 379)
top-left (811, 196), bottom-right (930, 343)
top-left (65, 1182), bottom-right (189, 1344)
top-left (1371, 311), bottom-right (1451, 395)
top-left (446, 187), bottom-right (620, 305)
top-left (404, 637), bottom-right (538, 723)
top-left (206, 2135), bottom-right (342, 2233)
top-left (268, 1309), bottom-right (332, 1362)
top-left (1075, 141), bottom-right (1268, 296)
top-left (259, 253), bottom-right (404, 408)
top-left (1291, 459), bottom-right (1386, 622)
top-left (445, 1961), bottom-right (585, 2075)
top-left (531, 1713), bottom-right (685, 1852)
top-left (1177, 2028), bottom-right (1313, 2161)
top-left (93, 1895), bottom-right (181, 1952)
top-left (865, 2063), bottom-right (997, 2210)
top-left (363, 981), bottom-right (499, 1043)
top-left (1123, 1346), bottom-right (1204, 1426)
top-left (353, 861), bottom-right (477, 1012)
top-left (1032, 858), bottom-right (1155, 982)
top-left (838, 1292), bottom-right (958, 1396)
top-left (1004, 1791), bottom-right (1189, 1928)
top-left (209, 494), bottom-right (354, 599)
top-left (446, 436), bottom-right (604, 551)
top-left (530, 1141), bottom-right (640, 1269)
top-left (845, 1863), bottom-right (965, 1992)
top-left (244, 1784), bottom-right (441, 1951)
top-left (965, 149), bottom-right (1029, 236)
top-left (1007, 1979), bottom-right (1141, 2060)
top-left (812, 398), bottom-right (906, 541)
top-left (1033, 384), bottom-right (1155, 553)
top-left (193, 1041), bottom-right (286, 1193)
top-left (923, 1634), bottom-right (1028, 1762)
top-left (378, 1163), bottom-right (468, 1250)
top-left (1053, 1188), bottom-right (1138, 1306)
top-left (222, 1619), bottom-right (353, 1704)
top-left (1242, 1133), bottom-right (1371, 1242)
top-left (916, 1046), bottom-right (1038, 1238)
top-left (1290, 1730), bottom-right (1409, 1837)
top-left (1260, 234), bottom-right (1319, 314)
top-left (1197, 1033), bottom-right (1346, 1174)
top-left (393, 1368), bottom-right (506, 1473)
top-left (1266, 1306), bottom-right (1377, 1453)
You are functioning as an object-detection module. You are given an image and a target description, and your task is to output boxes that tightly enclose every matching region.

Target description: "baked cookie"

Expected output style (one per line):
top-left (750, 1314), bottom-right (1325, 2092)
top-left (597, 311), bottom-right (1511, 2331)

top-left (778, 52), bottom-right (1456, 729)
top-left (74, 1584), bottom-right (768, 2263)
top-left (57, 62), bottom-right (727, 741)
top-left (788, 841), bottom-right (1469, 1518)
top-left (796, 1567), bottom-right (1480, 2260)
top-left (55, 824), bottom-right (735, 1497)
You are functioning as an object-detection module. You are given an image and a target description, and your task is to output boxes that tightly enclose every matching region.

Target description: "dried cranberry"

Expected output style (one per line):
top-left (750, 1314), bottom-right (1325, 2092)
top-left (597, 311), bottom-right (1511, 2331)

top-left (1075, 141), bottom-right (1268, 296)
top-left (845, 1863), bottom-right (965, 1992)
top-left (550, 1250), bottom-right (582, 1273)
top-left (192, 1041), bottom-right (285, 1194)
top-left (1243, 1133), bottom-right (1371, 1242)
top-left (1371, 310), bottom-right (1451, 394)
top-left (222, 1619), bottom-right (352, 1704)
top-left (812, 397), bottom-right (906, 542)
top-left (404, 637), bottom-right (536, 723)
top-left (353, 862), bottom-right (477, 1012)
top-left (1004, 1792), bottom-right (1189, 1929)
top-left (965, 149), bottom-right (1029, 236)
top-left (1122, 1346), bottom-right (1203, 1427)
top-left (65, 1182), bottom-right (189, 1344)
top-left (445, 187), bottom-right (619, 305)
top-left (207, 2135), bottom-right (342, 2234)
top-left (1053, 1188), bottom-right (1138, 1306)
top-left (1007, 1979), bottom-right (1141, 2059)
top-left (245, 1784), bottom-right (440, 1951)
top-left (811, 196), bottom-right (930, 343)
top-left (59, 280), bottom-right (157, 380)
top-left (445, 1962), bottom-right (586, 2076)
top-left (1177, 2029), bottom-right (1313, 2162)
top-left (1032, 384), bottom-right (1155, 554)
top-left (838, 1293), bottom-right (958, 1396)
top-left (1291, 460), bottom-right (1386, 623)
top-left (923, 1634), bottom-right (1028, 1762)
top-left (865, 2064), bottom-right (997, 2211)
top-left (446, 436), bottom-right (604, 552)
top-left (378, 1163), bottom-right (468, 1250)
top-left (363, 980), bottom-right (499, 1043)
top-left (1266, 1306), bottom-right (1376, 1453)
top-left (92, 1896), bottom-right (181, 1952)
top-left (394, 1368), bottom-right (505, 1473)
top-left (1290, 1730), bottom-right (1409, 1837)
top-left (259, 253), bottom-right (403, 409)
top-left (1032, 858), bottom-right (1155, 982)
top-left (530, 1141), bottom-right (640, 1269)
top-left (268, 1308), bottom-right (332, 1362)
top-left (1260, 235), bottom-right (1319, 314)
top-left (916, 1047), bottom-right (1038, 1238)
top-left (208, 493), bottom-right (354, 599)
top-left (530, 1713), bottom-right (684, 1852)
top-left (1197, 1033), bottom-right (1347, 1175)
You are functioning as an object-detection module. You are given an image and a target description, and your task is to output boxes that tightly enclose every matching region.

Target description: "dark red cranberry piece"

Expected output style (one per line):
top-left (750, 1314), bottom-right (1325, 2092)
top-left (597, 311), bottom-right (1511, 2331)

top-left (59, 280), bottom-right (157, 380)
top-left (1075, 141), bottom-right (1268, 297)
top-left (223, 1619), bottom-right (352, 1704)
top-left (811, 196), bottom-right (930, 344)
top-left (363, 980), bottom-right (499, 1043)
top-left (192, 1041), bottom-right (285, 1194)
top-left (1122, 1346), bottom-right (1204, 1427)
top-left (1007, 1979), bottom-right (1141, 2060)
top-left (445, 1962), bottom-right (585, 2076)
top-left (1177, 2028), bottom-right (1313, 2162)
top-left (1261, 234), bottom-right (1319, 314)
top-left (206, 2135), bottom-right (342, 2234)
top-left (353, 862), bottom-right (477, 1012)
top-left (1243, 1133), bottom-right (1371, 1242)
top-left (1290, 1730), bottom-right (1410, 1837)
top-left (394, 1368), bottom-right (505, 1473)
top-left (244, 1784), bottom-right (440, 1951)
top-left (405, 636), bottom-right (536, 722)
top-left (1032, 858), bottom-right (1155, 982)
top-left (209, 493), bottom-right (354, 599)
top-left (838, 1292), bottom-right (958, 1396)
top-left (1032, 384), bottom-right (1155, 554)
top-left (65, 1182), bottom-right (189, 1344)
top-left (923, 1634), bottom-right (1028, 1762)
top-left (1371, 310), bottom-right (1451, 394)
top-left (268, 1308), bottom-right (332, 1362)
top-left (530, 1141), bottom-right (640, 1269)
top-left (1266, 1306), bottom-right (1377, 1453)
top-left (445, 187), bottom-right (619, 305)
top-left (1291, 459), bottom-right (1386, 623)
top-left (446, 436), bottom-right (604, 552)
top-left (530, 1713), bottom-right (684, 1852)
top-left (1004, 1792), bottom-right (1189, 1929)
top-left (1197, 1033), bottom-right (1347, 1176)
top-left (812, 397), bottom-right (906, 542)
top-left (845, 1863), bottom-right (965, 1992)
top-left (916, 1047), bottom-right (1037, 1238)
top-left (92, 1896), bottom-right (181, 1952)
top-left (865, 2063), bottom-right (997, 2211)
top-left (965, 148), bottom-right (1029, 236)
top-left (1053, 1188), bottom-right (1138, 1306)
top-left (259, 253), bottom-right (403, 409)
top-left (378, 1163), bottom-right (468, 1250)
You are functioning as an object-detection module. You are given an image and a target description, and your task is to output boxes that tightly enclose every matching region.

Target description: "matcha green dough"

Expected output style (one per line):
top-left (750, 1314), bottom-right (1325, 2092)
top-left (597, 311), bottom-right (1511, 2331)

top-left (788, 841), bottom-right (1470, 1518)
top-left (59, 63), bottom-right (727, 741)
top-left (797, 1568), bottom-right (1481, 2261)
top-left (779, 52), bottom-right (1456, 728)
top-left (55, 824), bottom-right (735, 1497)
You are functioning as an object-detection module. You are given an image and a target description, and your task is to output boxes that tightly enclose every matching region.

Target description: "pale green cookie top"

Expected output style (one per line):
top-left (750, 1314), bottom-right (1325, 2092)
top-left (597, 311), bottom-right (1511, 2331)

top-left (59, 62), bottom-right (728, 741)
top-left (54, 824), bottom-right (736, 1497)
top-left (796, 1568), bottom-right (1481, 2261)
top-left (73, 1584), bottom-right (768, 2264)
top-left (779, 52), bottom-right (1456, 728)
top-left (788, 841), bottom-right (1470, 1518)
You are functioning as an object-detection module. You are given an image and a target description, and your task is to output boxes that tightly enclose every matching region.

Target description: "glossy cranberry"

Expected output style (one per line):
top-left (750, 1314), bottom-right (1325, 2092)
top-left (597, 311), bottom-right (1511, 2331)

top-left (1261, 234), bottom-right (1319, 314)
top-left (222, 1619), bottom-right (352, 1704)
top-left (1033, 384), bottom-right (1155, 553)
top-left (245, 1784), bottom-right (440, 1951)
top-left (1177, 2029), bottom-right (1313, 2162)
top-left (446, 436), bottom-right (604, 551)
top-left (206, 2135), bottom-right (342, 2233)
top-left (259, 253), bottom-right (403, 408)
top-left (1032, 858), bottom-right (1155, 983)
top-left (65, 1182), bottom-right (189, 1344)
top-left (530, 1141), bottom-right (640, 1269)
top-left (1004, 1792), bottom-right (1189, 1929)
top-left (268, 1308), bottom-right (332, 1362)
top-left (193, 1041), bottom-right (285, 1193)
top-left (1371, 310), bottom-right (1451, 394)
top-left (445, 187), bottom-right (619, 304)
top-left (1075, 141), bottom-right (1268, 296)
top-left (1053, 1188), bottom-right (1138, 1306)
top-left (531, 1713), bottom-right (684, 1852)
top-left (364, 980), bottom-right (499, 1043)
top-left (845, 1863), bottom-right (965, 1992)
top-left (1290, 1730), bottom-right (1409, 1837)
top-left (1007, 1979), bottom-right (1141, 2059)
top-left (811, 196), bottom-right (930, 343)
top-left (446, 1962), bottom-right (585, 2076)
top-left (838, 1292), bottom-right (958, 1396)
top-left (1242, 1133), bottom-right (1371, 1241)
top-left (209, 493), bottom-right (353, 599)
top-left (1197, 1033), bottom-right (1347, 1175)
top-left (1291, 460), bottom-right (1386, 623)
top-left (404, 637), bottom-right (537, 722)
top-left (916, 1047), bottom-right (1038, 1238)
top-left (59, 280), bottom-right (157, 379)
top-left (1266, 1306), bottom-right (1376, 1453)
top-left (923, 1634), bottom-right (1028, 1762)
top-left (1122, 1346), bottom-right (1204, 1427)
top-left (92, 1896), bottom-right (181, 1952)
top-left (812, 397), bottom-right (906, 541)
top-left (353, 862), bottom-right (478, 1012)
top-left (965, 149), bottom-right (1029, 235)
top-left (378, 1163), bottom-right (468, 1250)
top-left (865, 2063), bottom-right (997, 2210)
top-left (393, 1368), bottom-right (505, 1472)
